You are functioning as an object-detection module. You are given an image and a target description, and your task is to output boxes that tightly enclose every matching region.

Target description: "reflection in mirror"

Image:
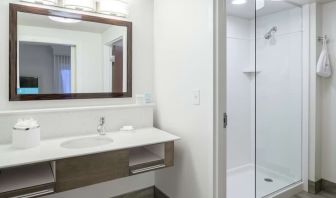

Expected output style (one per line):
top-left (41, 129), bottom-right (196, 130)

top-left (17, 12), bottom-right (128, 95)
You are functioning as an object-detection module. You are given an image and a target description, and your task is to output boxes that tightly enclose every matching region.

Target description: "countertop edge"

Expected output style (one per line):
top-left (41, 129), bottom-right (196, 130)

top-left (0, 127), bottom-right (180, 169)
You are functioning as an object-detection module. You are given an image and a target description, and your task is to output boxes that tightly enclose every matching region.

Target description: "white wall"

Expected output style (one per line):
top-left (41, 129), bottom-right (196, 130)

top-left (226, 16), bottom-right (253, 169)
top-left (18, 25), bottom-right (104, 93)
top-left (319, 1), bottom-right (336, 183)
top-left (153, 0), bottom-right (214, 197)
top-left (307, 2), bottom-right (322, 183)
top-left (0, 0), bottom-right (155, 197)
top-left (255, 8), bottom-right (303, 180)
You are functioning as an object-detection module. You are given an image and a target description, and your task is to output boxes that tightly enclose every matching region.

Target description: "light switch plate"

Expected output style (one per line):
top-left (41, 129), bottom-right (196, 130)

top-left (192, 90), bottom-right (200, 105)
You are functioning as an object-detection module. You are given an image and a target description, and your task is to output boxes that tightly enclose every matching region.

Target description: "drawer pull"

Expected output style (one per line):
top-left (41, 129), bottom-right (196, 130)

top-left (131, 164), bottom-right (166, 174)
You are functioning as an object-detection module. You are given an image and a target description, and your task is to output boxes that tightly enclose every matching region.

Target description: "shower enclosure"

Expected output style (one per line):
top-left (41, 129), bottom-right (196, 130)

top-left (226, 0), bottom-right (304, 197)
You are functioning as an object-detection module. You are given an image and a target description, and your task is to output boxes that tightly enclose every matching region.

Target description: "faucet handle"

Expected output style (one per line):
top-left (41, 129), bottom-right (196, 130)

top-left (98, 117), bottom-right (106, 135)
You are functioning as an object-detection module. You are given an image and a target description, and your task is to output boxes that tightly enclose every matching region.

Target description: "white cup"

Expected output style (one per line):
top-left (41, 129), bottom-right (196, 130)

top-left (136, 94), bottom-right (145, 104)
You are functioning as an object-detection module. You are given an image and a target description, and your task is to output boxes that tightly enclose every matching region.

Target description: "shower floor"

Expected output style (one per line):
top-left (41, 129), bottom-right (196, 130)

top-left (227, 164), bottom-right (298, 198)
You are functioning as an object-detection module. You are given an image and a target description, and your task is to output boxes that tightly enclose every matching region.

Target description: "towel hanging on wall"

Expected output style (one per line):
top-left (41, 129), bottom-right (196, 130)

top-left (317, 37), bottom-right (332, 78)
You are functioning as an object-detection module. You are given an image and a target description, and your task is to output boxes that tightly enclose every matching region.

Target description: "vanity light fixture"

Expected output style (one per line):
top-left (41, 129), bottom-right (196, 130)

top-left (20, 0), bottom-right (58, 6)
top-left (20, 0), bottom-right (129, 18)
top-left (48, 16), bottom-right (81, 23)
top-left (62, 0), bottom-right (96, 11)
top-left (97, 0), bottom-right (129, 17)
top-left (232, 0), bottom-right (247, 5)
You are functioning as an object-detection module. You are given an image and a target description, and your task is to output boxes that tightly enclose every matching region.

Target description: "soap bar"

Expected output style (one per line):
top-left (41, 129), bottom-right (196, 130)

top-left (120, 126), bottom-right (135, 131)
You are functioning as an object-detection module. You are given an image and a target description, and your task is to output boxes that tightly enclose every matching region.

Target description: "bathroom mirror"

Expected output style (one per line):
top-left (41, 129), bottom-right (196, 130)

top-left (9, 4), bottom-right (132, 101)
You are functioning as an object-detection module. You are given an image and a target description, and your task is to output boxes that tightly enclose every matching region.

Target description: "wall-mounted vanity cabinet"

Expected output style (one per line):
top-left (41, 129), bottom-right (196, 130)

top-left (0, 128), bottom-right (179, 198)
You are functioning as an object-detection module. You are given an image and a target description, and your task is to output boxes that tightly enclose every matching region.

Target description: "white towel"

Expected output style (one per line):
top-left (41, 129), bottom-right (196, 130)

top-left (317, 39), bottom-right (332, 78)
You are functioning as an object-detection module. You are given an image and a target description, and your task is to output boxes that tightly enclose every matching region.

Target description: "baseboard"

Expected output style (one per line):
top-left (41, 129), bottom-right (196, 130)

top-left (308, 179), bottom-right (322, 194)
top-left (112, 186), bottom-right (169, 198)
top-left (154, 187), bottom-right (170, 198)
top-left (321, 179), bottom-right (336, 194)
top-left (308, 179), bottom-right (336, 194)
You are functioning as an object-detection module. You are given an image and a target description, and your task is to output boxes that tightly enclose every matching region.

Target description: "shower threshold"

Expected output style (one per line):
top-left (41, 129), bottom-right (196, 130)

top-left (227, 164), bottom-right (301, 198)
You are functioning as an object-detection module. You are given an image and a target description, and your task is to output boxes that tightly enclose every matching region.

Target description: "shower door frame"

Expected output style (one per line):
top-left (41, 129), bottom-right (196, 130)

top-left (213, 0), bottom-right (226, 198)
top-left (253, 4), bottom-right (310, 197)
top-left (214, 1), bottom-right (310, 198)
top-left (254, 3), bottom-right (310, 197)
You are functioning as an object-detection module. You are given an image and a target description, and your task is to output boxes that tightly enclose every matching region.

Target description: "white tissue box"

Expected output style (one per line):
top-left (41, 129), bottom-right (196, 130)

top-left (12, 127), bottom-right (40, 149)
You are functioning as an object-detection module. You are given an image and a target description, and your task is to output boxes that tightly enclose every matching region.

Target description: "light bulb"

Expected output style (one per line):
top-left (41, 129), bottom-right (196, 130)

top-left (63, 0), bottom-right (96, 11)
top-left (97, 0), bottom-right (129, 17)
top-left (232, 0), bottom-right (247, 5)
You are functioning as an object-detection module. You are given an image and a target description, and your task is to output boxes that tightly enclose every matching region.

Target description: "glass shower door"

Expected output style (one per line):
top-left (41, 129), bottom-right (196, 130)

top-left (255, 1), bottom-right (303, 197)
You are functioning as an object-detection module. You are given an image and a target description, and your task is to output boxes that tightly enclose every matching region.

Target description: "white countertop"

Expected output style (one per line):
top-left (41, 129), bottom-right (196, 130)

top-left (0, 128), bottom-right (180, 169)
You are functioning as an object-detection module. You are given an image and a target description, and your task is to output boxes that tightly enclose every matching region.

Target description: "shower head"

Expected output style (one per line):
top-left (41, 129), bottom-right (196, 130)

top-left (264, 26), bottom-right (278, 40)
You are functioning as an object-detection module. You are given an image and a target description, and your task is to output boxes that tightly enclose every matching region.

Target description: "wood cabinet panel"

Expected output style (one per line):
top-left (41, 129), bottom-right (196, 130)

top-left (164, 142), bottom-right (174, 167)
top-left (55, 150), bottom-right (129, 192)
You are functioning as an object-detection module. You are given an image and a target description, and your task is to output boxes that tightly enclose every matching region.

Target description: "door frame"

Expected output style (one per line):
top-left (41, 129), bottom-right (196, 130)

top-left (213, 0), bottom-right (226, 197)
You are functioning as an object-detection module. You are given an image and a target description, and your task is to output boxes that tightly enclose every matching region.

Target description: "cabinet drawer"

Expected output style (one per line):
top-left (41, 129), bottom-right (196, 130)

top-left (55, 150), bottom-right (129, 192)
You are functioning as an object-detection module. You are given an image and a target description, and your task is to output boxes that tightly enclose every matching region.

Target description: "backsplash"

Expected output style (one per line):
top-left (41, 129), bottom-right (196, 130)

top-left (0, 105), bottom-right (154, 144)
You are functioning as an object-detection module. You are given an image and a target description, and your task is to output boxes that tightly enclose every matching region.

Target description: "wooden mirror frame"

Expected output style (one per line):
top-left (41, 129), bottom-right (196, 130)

top-left (9, 3), bottom-right (132, 101)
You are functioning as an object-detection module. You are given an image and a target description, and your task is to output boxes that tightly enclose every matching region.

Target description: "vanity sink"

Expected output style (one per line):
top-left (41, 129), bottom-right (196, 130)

top-left (60, 136), bottom-right (113, 149)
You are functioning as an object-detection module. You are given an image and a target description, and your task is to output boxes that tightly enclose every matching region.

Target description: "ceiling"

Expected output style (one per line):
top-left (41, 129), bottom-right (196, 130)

top-left (227, 0), bottom-right (336, 19)
top-left (18, 12), bottom-right (116, 34)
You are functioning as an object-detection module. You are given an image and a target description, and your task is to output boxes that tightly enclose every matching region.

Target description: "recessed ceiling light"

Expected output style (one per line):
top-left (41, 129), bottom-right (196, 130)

top-left (49, 16), bottom-right (81, 23)
top-left (232, 0), bottom-right (247, 5)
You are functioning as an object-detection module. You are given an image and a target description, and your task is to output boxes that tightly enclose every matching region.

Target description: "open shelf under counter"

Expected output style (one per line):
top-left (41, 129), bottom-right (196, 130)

top-left (129, 142), bottom-right (174, 175)
top-left (0, 162), bottom-right (55, 198)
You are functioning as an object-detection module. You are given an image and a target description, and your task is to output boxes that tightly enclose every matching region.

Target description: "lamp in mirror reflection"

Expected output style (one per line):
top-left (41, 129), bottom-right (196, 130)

top-left (20, 0), bottom-right (58, 5)
top-left (62, 0), bottom-right (96, 11)
top-left (97, 0), bottom-right (129, 17)
top-left (48, 16), bottom-right (81, 23)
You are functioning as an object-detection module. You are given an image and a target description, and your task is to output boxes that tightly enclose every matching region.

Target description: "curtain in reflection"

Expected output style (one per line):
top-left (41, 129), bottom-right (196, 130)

top-left (53, 55), bottom-right (71, 93)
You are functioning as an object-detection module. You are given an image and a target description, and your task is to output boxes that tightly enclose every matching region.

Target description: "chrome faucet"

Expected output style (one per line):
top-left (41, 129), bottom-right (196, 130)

top-left (97, 117), bottom-right (106, 136)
